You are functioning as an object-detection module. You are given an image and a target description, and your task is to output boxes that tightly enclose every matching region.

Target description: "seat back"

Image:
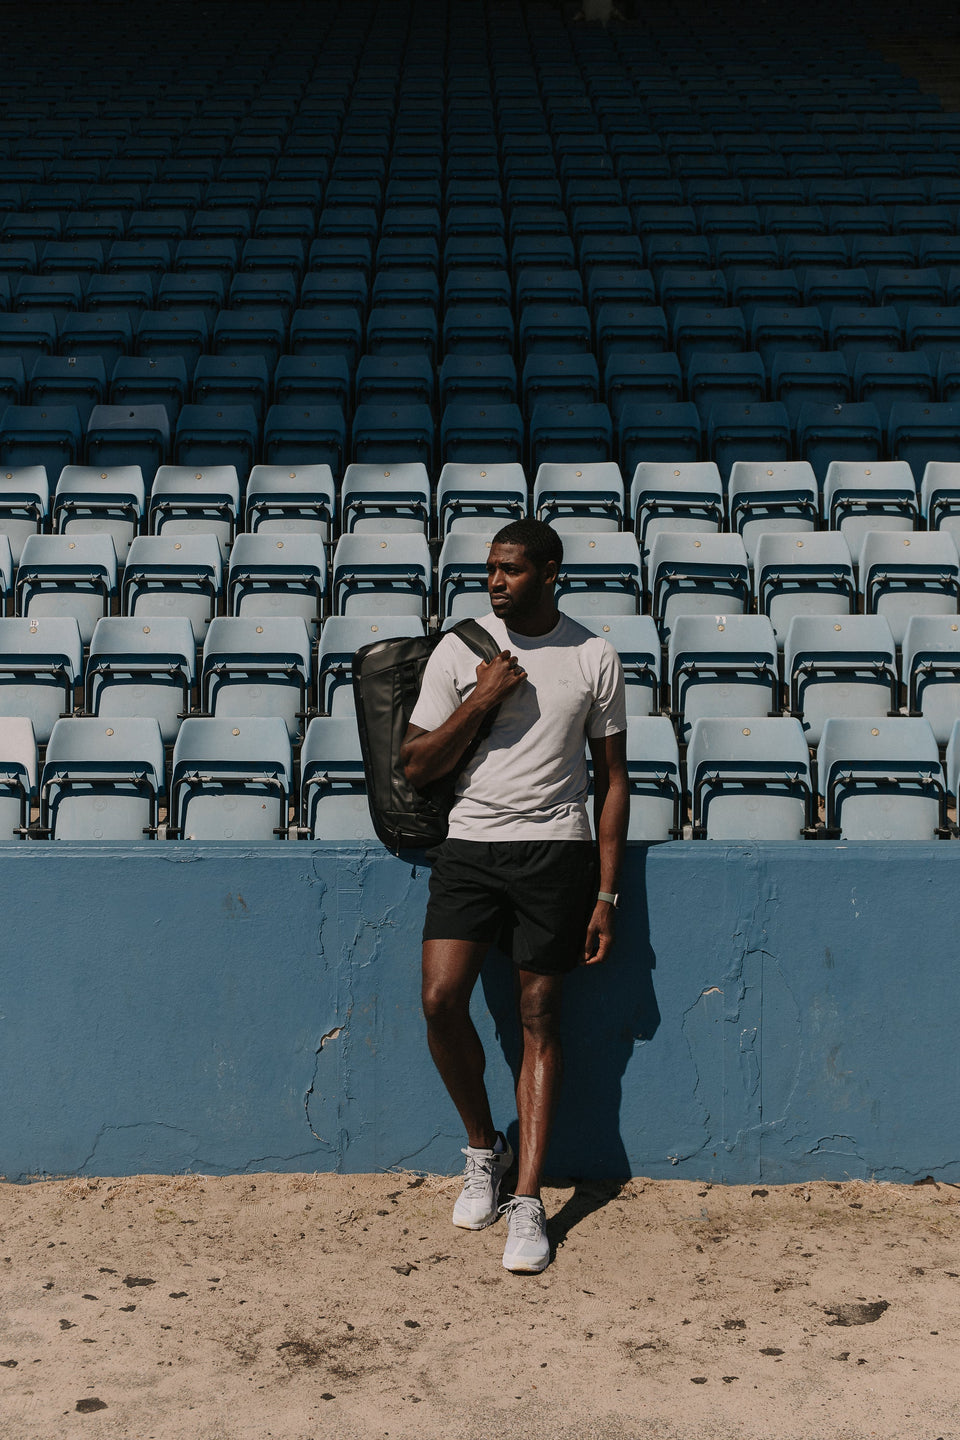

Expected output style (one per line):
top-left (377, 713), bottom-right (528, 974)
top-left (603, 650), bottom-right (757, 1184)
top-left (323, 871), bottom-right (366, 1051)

top-left (300, 716), bottom-right (377, 840)
top-left (754, 531), bottom-right (856, 642)
top-left (784, 614), bottom-right (898, 746)
top-left (0, 715), bottom-right (37, 837)
top-left (171, 715), bottom-right (292, 840)
top-left (41, 716), bottom-right (164, 840)
top-left (202, 616), bottom-right (312, 739)
top-left (86, 615), bottom-right (196, 745)
top-left (687, 716), bottom-right (812, 840)
top-left (817, 716), bottom-right (944, 839)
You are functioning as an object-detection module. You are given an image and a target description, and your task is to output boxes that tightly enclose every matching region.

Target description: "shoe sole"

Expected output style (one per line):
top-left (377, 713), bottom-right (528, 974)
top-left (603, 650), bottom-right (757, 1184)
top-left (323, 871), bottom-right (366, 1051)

top-left (451, 1146), bottom-right (514, 1231)
top-left (502, 1254), bottom-right (550, 1274)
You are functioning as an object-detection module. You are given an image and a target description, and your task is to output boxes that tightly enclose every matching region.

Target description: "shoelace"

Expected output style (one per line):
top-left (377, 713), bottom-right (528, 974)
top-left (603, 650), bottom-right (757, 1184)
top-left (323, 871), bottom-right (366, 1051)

top-left (459, 1148), bottom-right (500, 1198)
top-left (498, 1194), bottom-right (544, 1238)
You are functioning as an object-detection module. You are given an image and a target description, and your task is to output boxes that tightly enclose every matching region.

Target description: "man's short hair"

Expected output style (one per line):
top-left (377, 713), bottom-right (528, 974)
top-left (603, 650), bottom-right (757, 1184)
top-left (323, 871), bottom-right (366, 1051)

top-left (491, 518), bottom-right (563, 570)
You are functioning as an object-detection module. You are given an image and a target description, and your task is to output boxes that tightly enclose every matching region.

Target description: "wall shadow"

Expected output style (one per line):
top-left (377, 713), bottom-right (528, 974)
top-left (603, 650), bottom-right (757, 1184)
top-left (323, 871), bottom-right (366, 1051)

top-left (479, 844), bottom-right (660, 1232)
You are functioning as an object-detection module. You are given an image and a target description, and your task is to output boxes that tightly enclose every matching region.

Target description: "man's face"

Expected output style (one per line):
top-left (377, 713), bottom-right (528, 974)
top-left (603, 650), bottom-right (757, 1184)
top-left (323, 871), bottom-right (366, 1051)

top-left (486, 542), bottom-right (554, 623)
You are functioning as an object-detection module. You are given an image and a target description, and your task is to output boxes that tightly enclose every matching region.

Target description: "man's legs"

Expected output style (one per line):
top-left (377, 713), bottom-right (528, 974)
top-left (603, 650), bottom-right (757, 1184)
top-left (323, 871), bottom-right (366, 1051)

top-left (513, 968), bottom-right (565, 1198)
top-left (421, 938), bottom-right (495, 1149)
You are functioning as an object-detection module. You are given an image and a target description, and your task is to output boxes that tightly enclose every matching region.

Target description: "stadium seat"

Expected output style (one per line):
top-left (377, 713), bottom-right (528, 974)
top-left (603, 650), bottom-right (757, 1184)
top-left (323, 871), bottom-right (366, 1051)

top-left (193, 356), bottom-right (271, 421)
top-left (110, 356), bottom-right (188, 422)
top-left (201, 616), bottom-right (312, 740)
top-left (798, 403), bottom-right (884, 486)
top-left (822, 459), bottom-right (919, 563)
top-left (770, 351), bottom-right (852, 426)
top-left (604, 353), bottom-right (683, 418)
top-left (244, 463), bottom-right (336, 541)
top-left (749, 306), bottom-right (825, 366)
top-left (341, 463), bottom-right (430, 534)
top-left (858, 530), bottom-right (960, 645)
top-left (0, 464), bottom-right (48, 562)
top-left (630, 460), bottom-right (724, 561)
top-left (555, 532), bottom-right (643, 618)
top-left (0, 614), bottom-right (83, 743)
top-left (817, 716), bottom-right (946, 840)
top-left (727, 461), bottom-right (819, 564)
top-left (902, 614), bottom-right (960, 745)
top-left (617, 715), bottom-right (681, 842)
top-left (300, 716), bottom-right (377, 840)
top-left (52, 465), bottom-right (145, 560)
top-left (439, 355), bottom-right (517, 408)
top-left (0, 716), bottom-right (37, 838)
top-left (888, 401), bottom-right (960, 484)
top-left (169, 716), bottom-right (292, 841)
top-left (687, 353), bottom-right (766, 420)
top-left (853, 352), bottom-right (935, 425)
top-left (921, 460), bottom-right (960, 544)
top-left (122, 533), bottom-right (223, 637)
top-left (316, 615), bottom-right (426, 718)
top-left (0, 315), bottom-right (58, 370)
top-left (85, 615), bottom-right (196, 745)
top-left (436, 462), bottom-right (527, 537)
top-left (521, 353), bottom-right (600, 414)
top-left (148, 464), bottom-right (240, 549)
top-left (84, 403), bottom-right (171, 482)
top-left (648, 531), bottom-right (751, 636)
top-left (355, 355), bottom-right (434, 410)
top-left (40, 716), bottom-right (165, 841)
top-left (0, 404), bottom-right (83, 482)
top-left (618, 401), bottom-right (701, 472)
top-left (156, 270), bottom-right (226, 323)
top-left (784, 614), bottom-right (899, 747)
top-left (707, 401), bottom-right (791, 482)
top-left (16, 533), bottom-right (117, 645)
top-left (350, 403), bottom-right (435, 468)
top-left (136, 309), bottom-right (208, 370)
top-left (289, 307), bottom-right (363, 367)
top-left (687, 716), bottom-right (813, 840)
top-left (528, 402), bottom-right (613, 466)
top-left (28, 356), bottom-right (106, 427)
top-left (226, 532), bottom-right (326, 635)
top-left (672, 306), bottom-right (746, 368)
top-left (532, 462), bottom-right (624, 533)
top-left (440, 402), bottom-right (524, 464)
top-left (905, 305), bottom-right (960, 361)
top-left (594, 304), bottom-right (668, 362)
top-left (437, 533), bottom-right (494, 620)
top-left (668, 614), bottom-right (779, 743)
top-left (332, 533), bottom-right (431, 618)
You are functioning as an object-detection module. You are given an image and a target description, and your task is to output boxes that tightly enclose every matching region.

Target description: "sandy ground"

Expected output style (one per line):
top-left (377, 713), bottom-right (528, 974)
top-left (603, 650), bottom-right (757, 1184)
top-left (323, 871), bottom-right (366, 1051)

top-left (1, 1172), bottom-right (959, 1440)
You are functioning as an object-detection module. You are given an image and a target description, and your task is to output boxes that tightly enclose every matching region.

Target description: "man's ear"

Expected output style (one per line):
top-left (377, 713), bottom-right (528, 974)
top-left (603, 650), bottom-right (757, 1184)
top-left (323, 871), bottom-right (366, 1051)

top-left (542, 558), bottom-right (559, 587)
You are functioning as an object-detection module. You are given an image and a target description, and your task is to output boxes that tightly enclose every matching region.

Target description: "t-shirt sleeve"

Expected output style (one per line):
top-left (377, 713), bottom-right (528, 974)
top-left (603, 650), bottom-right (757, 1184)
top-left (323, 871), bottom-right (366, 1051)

top-left (586, 640), bottom-right (627, 738)
top-left (408, 636), bottom-right (465, 732)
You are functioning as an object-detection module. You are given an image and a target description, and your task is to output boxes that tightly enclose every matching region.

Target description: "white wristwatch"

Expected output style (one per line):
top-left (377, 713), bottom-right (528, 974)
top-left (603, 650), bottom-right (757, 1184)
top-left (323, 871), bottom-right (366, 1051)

top-left (597, 891), bottom-right (619, 908)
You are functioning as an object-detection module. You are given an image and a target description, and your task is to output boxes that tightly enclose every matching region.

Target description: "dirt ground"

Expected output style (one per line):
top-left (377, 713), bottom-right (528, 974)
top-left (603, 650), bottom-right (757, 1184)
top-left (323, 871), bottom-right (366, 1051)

top-left (1, 1171), bottom-right (959, 1440)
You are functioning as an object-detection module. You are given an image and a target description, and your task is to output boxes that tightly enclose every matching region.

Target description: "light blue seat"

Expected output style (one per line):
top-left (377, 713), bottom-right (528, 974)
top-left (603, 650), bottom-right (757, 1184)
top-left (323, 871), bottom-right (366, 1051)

top-left (148, 464), bottom-right (240, 550)
top-left (555, 533), bottom-right (642, 618)
top-left (0, 533), bottom-right (11, 613)
top-left (754, 532), bottom-right (856, 643)
top-left (201, 616), bottom-right (312, 740)
top-left (823, 460), bottom-right (919, 564)
top-left (41, 716), bottom-right (165, 840)
top-left (170, 716), bottom-right (292, 841)
top-left (785, 614), bottom-right (898, 747)
top-left (436, 462), bottom-right (527, 536)
top-left (727, 461), bottom-right (819, 562)
top-left (53, 465), bottom-right (145, 561)
top-left (438, 533), bottom-right (492, 620)
top-left (0, 616), bottom-right (83, 743)
top-left (668, 614), bottom-right (779, 743)
top-left (903, 615), bottom-right (960, 745)
top-left (578, 615), bottom-right (662, 717)
top-left (618, 716), bottom-right (681, 841)
top-left (687, 716), bottom-right (813, 840)
top-left (317, 615), bottom-right (426, 717)
top-left (226, 532), bottom-right (326, 635)
top-left (921, 461), bottom-right (960, 545)
top-left (858, 530), bottom-right (960, 645)
top-left (340, 463), bottom-right (431, 534)
top-left (630, 461), bottom-right (723, 563)
top-left (0, 716), bottom-right (37, 838)
top-left (332, 533), bottom-right (431, 618)
top-left (944, 716), bottom-right (960, 805)
top-left (85, 616), bottom-right (196, 745)
top-left (243, 463), bottom-right (336, 541)
top-left (648, 531), bottom-right (750, 636)
top-left (0, 465), bottom-right (48, 564)
top-left (300, 716), bottom-right (378, 840)
top-left (817, 716), bottom-right (946, 840)
top-left (533, 461), bottom-right (624, 533)
top-left (123, 534), bottom-right (223, 637)
top-left (16, 534), bottom-right (117, 645)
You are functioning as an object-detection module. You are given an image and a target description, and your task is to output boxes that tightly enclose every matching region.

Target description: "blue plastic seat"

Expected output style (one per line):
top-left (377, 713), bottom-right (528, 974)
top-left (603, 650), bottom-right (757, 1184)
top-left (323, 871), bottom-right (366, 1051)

top-left (784, 614), bottom-right (898, 747)
top-left (905, 305), bottom-right (960, 361)
top-left (244, 463), bottom-right (336, 542)
top-left (851, 352), bottom-right (934, 426)
top-left (350, 403), bottom-right (434, 468)
top-left (212, 309), bottom-right (287, 368)
top-left (727, 461), bottom-right (819, 562)
top-left (669, 614), bottom-right (779, 743)
top-left (366, 304), bottom-right (438, 363)
top-left (0, 403), bottom-right (82, 481)
top-left (521, 354), bottom-right (599, 414)
top-left (289, 307), bottom-right (363, 367)
top-left (817, 716), bottom-right (945, 840)
top-left (201, 616), bottom-right (312, 740)
top-left (515, 268), bottom-right (584, 309)
top-left (84, 403), bottom-right (171, 484)
top-left (672, 307), bottom-right (746, 368)
top-left (659, 268), bottom-right (727, 314)
top-left (585, 268), bottom-right (655, 316)
top-left (148, 463), bottom-right (240, 549)
top-left (630, 460), bottom-right (724, 562)
top-left (122, 533), bottom-right (223, 637)
top-left (797, 403), bottom-right (884, 486)
top-left (339, 462), bottom-right (430, 535)
top-left (554, 532), bottom-right (642, 619)
top-left (316, 616), bottom-right (426, 717)
top-left (435, 461), bottom-right (526, 537)
top-left (299, 269), bottom-right (368, 316)
top-left (618, 402), bottom-right (702, 473)
top-left (888, 401), bottom-right (960, 485)
top-left (332, 533), bottom-right (431, 618)
top-left (0, 464), bottom-right (47, 563)
top-left (648, 531), bottom-right (750, 636)
top-left (110, 356), bottom-right (188, 422)
top-left (0, 716), bottom-right (37, 838)
top-left (170, 716), bottom-right (292, 841)
top-left (802, 266), bottom-right (873, 319)
top-left (687, 353), bottom-right (766, 421)
top-left (13, 274), bottom-right (83, 323)
top-left (136, 309), bottom-right (208, 370)
top-left (828, 305), bottom-right (903, 363)
top-left (0, 614), bottom-right (83, 743)
top-left (174, 405), bottom-right (258, 483)
top-left (354, 354), bottom-right (434, 410)
top-left (707, 401), bottom-right (791, 482)
top-left (532, 462), bottom-right (624, 534)
top-left (749, 306), bottom-right (825, 366)
top-left (858, 530), bottom-right (960, 645)
top-left (687, 716), bottom-right (813, 840)
top-left (226, 532), bottom-right (327, 636)
top-left (40, 716), bottom-right (165, 840)
top-left (53, 465), bottom-right (144, 561)
top-left (28, 356), bottom-right (106, 426)
top-left (300, 716), bottom-right (377, 840)
top-left (754, 531), bottom-right (856, 643)
top-left (16, 533), bottom-right (118, 645)
top-left (440, 402), bottom-right (524, 464)
top-left (603, 353), bottom-right (682, 420)
top-left (595, 304), bottom-right (669, 362)
top-left (903, 614), bottom-right (960, 744)
top-left (85, 615), bottom-right (196, 745)
top-left (528, 402), bottom-right (613, 466)
top-left (107, 240), bottom-right (174, 278)
top-left (616, 715), bottom-right (681, 841)
top-left (156, 271), bottom-right (226, 323)
top-left (439, 355), bottom-right (517, 408)
top-left (0, 315), bottom-right (58, 370)
top-left (822, 459), bottom-right (918, 562)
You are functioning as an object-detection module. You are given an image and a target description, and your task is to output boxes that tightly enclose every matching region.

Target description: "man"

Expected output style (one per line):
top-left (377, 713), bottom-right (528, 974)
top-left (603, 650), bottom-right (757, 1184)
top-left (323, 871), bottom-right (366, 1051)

top-left (401, 519), bottom-right (628, 1274)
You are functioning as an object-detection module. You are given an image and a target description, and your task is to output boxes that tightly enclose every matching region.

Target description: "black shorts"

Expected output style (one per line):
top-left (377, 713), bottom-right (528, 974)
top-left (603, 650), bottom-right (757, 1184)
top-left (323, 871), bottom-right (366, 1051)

top-left (422, 837), bottom-right (598, 976)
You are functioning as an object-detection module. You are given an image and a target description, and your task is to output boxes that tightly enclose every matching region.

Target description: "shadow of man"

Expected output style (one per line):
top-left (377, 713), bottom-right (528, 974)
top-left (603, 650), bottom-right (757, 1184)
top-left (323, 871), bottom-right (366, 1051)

top-left (479, 844), bottom-right (660, 1245)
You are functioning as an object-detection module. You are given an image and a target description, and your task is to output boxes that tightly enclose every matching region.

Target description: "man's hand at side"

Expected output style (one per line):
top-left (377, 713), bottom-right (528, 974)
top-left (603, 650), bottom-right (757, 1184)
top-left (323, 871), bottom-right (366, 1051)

top-left (582, 898), bottom-right (616, 966)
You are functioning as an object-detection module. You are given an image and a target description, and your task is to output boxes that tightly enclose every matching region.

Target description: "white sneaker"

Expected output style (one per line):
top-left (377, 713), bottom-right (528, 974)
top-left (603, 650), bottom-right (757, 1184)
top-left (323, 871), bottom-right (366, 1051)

top-left (500, 1194), bottom-right (550, 1273)
top-left (451, 1134), bottom-right (514, 1230)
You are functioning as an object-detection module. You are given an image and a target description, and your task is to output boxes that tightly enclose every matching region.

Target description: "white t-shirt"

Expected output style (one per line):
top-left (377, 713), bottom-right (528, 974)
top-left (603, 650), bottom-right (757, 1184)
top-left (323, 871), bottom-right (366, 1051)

top-left (409, 612), bottom-right (627, 841)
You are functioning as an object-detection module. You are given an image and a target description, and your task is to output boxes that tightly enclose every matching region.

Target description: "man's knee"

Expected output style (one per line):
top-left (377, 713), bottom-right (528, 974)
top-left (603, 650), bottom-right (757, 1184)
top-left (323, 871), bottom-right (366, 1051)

top-left (518, 975), bottom-right (563, 1043)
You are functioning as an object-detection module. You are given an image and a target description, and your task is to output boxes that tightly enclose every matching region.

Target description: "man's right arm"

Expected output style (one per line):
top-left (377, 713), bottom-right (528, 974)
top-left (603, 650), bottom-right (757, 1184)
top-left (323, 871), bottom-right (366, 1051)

top-left (400, 650), bottom-right (526, 790)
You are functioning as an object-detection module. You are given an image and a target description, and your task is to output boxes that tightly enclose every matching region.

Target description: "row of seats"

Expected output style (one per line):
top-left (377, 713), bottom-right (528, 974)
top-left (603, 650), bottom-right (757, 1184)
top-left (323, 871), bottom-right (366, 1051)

top-left (1, 710), bottom-right (956, 844)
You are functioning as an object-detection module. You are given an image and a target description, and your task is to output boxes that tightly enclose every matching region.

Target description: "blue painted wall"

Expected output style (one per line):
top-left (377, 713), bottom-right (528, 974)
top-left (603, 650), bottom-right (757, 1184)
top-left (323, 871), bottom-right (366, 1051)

top-left (1, 841), bottom-right (957, 1184)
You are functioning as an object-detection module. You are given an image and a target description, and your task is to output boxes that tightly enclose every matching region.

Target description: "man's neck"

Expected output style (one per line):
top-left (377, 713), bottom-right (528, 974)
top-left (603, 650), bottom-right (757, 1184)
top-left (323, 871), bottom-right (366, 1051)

top-left (503, 605), bottom-right (561, 638)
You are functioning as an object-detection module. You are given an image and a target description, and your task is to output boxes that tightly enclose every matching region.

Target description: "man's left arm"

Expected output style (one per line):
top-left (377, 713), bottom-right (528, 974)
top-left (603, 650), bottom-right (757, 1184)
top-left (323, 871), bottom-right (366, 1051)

top-left (583, 729), bottom-right (629, 966)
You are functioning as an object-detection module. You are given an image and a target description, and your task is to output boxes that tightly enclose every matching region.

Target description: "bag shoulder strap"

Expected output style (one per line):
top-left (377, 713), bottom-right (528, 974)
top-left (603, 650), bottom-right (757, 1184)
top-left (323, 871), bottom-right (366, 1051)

top-left (448, 617), bottom-right (503, 664)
